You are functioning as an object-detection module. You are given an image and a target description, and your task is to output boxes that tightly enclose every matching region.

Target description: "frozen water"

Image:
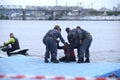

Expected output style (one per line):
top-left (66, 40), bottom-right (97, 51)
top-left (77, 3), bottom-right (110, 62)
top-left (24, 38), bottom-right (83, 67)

top-left (0, 20), bottom-right (120, 62)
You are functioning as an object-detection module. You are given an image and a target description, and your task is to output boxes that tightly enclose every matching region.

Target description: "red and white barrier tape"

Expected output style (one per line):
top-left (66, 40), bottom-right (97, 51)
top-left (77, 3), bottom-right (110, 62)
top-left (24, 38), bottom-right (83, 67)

top-left (0, 74), bottom-right (119, 80)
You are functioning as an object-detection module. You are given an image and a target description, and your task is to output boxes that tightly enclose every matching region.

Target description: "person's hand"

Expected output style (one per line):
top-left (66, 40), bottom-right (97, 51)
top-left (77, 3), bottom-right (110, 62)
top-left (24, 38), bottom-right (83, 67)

top-left (3, 43), bottom-right (8, 46)
top-left (65, 42), bottom-right (68, 45)
top-left (64, 42), bottom-right (68, 46)
top-left (56, 40), bottom-right (60, 43)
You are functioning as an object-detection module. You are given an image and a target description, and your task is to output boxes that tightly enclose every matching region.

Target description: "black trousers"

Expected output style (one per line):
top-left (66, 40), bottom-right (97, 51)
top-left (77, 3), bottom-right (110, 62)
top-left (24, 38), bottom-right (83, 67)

top-left (2, 47), bottom-right (15, 56)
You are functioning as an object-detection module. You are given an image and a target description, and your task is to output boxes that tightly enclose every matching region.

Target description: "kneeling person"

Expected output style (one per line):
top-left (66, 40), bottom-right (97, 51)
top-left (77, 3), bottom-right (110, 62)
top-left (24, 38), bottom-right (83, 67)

top-left (57, 41), bottom-right (76, 62)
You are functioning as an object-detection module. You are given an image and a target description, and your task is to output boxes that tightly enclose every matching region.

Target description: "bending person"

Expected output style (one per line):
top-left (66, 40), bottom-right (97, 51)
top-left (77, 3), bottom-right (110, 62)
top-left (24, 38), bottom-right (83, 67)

top-left (43, 25), bottom-right (66, 63)
top-left (66, 28), bottom-right (83, 62)
top-left (76, 26), bottom-right (92, 63)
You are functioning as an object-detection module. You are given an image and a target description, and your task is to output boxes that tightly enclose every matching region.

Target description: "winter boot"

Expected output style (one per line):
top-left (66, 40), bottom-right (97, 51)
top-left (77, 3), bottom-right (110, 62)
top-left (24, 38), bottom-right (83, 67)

top-left (70, 56), bottom-right (76, 62)
top-left (85, 57), bottom-right (90, 63)
top-left (77, 57), bottom-right (84, 63)
top-left (64, 57), bottom-right (70, 63)
top-left (50, 58), bottom-right (54, 62)
top-left (52, 58), bottom-right (59, 63)
top-left (59, 56), bottom-right (66, 62)
top-left (44, 58), bottom-right (49, 63)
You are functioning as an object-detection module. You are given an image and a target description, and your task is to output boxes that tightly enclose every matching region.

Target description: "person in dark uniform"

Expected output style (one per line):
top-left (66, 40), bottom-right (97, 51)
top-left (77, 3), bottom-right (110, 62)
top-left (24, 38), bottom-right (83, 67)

top-left (66, 28), bottom-right (83, 62)
top-left (76, 26), bottom-right (92, 63)
top-left (43, 25), bottom-right (66, 63)
top-left (58, 27), bottom-right (76, 62)
top-left (3, 33), bottom-right (20, 56)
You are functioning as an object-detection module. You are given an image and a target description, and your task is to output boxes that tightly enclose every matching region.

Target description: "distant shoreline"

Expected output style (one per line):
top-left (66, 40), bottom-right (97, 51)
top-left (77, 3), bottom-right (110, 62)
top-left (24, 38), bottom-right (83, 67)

top-left (0, 19), bottom-right (120, 21)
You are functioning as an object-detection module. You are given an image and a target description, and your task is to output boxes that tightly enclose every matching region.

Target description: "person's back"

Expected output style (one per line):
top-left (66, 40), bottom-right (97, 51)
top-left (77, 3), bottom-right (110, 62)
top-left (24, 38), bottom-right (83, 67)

top-left (76, 26), bottom-right (92, 63)
top-left (43, 28), bottom-right (65, 44)
top-left (81, 29), bottom-right (92, 40)
top-left (68, 29), bottom-right (82, 43)
top-left (66, 28), bottom-right (82, 62)
top-left (43, 25), bottom-right (65, 63)
top-left (48, 29), bottom-right (59, 39)
top-left (11, 37), bottom-right (20, 50)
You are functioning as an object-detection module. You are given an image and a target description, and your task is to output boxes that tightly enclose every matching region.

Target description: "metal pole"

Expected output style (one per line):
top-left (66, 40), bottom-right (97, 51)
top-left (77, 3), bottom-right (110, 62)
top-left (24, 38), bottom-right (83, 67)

top-left (56, 0), bottom-right (58, 6)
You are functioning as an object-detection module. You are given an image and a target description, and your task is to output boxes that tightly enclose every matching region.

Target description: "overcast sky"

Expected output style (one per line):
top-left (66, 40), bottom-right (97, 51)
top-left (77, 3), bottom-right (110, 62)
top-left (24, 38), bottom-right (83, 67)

top-left (0, 0), bottom-right (119, 9)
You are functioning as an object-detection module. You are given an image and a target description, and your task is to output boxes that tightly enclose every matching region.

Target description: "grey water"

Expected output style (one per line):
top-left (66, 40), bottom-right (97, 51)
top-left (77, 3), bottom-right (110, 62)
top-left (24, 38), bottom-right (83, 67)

top-left (0, 20), bottom-right (120, 56)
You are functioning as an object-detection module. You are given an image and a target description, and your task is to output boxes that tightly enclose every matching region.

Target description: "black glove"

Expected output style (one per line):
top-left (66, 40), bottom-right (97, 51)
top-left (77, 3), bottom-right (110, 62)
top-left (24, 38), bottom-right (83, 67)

top-left (64, 42), bottom-right (68, 47)
top-left (65, 42), bottom-right (68, 45)
top-left (56, 40), bottom-right (60, 43)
